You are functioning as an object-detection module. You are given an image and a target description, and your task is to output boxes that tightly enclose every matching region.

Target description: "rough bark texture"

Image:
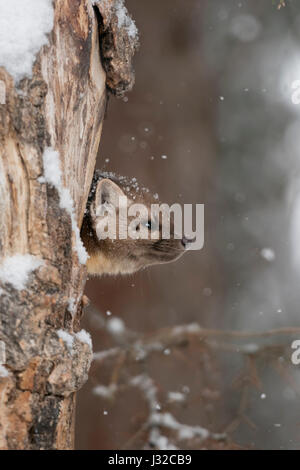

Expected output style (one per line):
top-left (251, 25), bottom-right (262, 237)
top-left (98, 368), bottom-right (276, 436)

top-left (0, 0), bottom-right (137, 450)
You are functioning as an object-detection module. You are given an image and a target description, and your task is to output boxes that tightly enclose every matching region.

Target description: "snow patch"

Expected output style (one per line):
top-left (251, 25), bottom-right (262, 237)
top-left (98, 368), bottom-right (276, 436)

top-left (68, 297), bottom-right (76, 316)
top-left (93, 347), bottom-right (120, 362)
top-left (42, 147), bottom-right (62, 186)
top-left (241, 343), bottom-right (259, 354)
top-left (57, 329), bottom-right (74, 351)
top-left (115, 0), bottom-right (138, 38)
top-left (0, 0), bottom-right (54, 82)
top-left (42, 147), bottom-right (88, 265)
top-left (130, 374), bottom-right (216, 447)
top-left (260, 247), bottom-right (275, 262)
top-left (229, 14), bottom-right (261, 42)
top-left (93, 384), bottom-right (117, 398)
top-left (150, 412), bottom-right (210, 441)
top-left (0, 365), bottom-right (9, 378)
top-left (107, 317), bottom-right (125, 335)
top-left (0, 254), bottom-right (43, 290)
top-left (172, 323), bottom-right (202, 337)
top-left (57, 328), bottom-right (92, 352)
top-left (167, 391), bottom-right (186, 403)
top-left (75, 329), bottom-right (93, 349)
top-left (131, 375), bottom-right (159, 412)
top-left (149, 429), bottom-right (178, 450)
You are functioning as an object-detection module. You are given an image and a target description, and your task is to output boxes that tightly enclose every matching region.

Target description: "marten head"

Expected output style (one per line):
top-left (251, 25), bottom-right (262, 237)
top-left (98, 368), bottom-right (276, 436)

top-left (81, 172), bottom-right (194, 276)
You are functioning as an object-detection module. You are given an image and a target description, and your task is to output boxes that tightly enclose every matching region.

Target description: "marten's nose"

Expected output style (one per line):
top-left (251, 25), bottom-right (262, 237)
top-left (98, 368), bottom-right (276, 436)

top-left (181, 235), bottom-right (196, 248)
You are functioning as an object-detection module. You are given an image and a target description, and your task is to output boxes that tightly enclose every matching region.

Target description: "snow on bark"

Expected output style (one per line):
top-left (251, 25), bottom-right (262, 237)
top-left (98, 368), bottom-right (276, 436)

top-left (41, 147), bottom-right (88, 265)
top-left (0, 254), bottom-right (43, 291)
top-left (0, 0), bottom-right (54, 82)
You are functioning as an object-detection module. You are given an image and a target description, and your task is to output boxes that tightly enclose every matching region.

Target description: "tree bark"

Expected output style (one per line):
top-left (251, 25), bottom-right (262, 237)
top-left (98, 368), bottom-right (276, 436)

top-left (0, 0), bottom-right (137, 450)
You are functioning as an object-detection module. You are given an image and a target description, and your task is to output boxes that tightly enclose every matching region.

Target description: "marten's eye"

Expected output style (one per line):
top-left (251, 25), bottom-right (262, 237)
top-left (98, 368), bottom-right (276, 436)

top-left (144, 220), bottom-right (152, 230)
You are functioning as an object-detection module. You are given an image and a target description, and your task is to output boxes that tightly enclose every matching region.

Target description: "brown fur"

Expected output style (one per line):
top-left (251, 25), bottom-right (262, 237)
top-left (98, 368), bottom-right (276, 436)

top-left (81, 172), bottom-right (186, 276)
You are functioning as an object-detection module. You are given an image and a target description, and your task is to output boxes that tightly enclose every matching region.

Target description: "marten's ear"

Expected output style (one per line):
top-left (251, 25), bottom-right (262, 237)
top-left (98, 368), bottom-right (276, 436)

top-left (95, 178), bottom-right (126, 208)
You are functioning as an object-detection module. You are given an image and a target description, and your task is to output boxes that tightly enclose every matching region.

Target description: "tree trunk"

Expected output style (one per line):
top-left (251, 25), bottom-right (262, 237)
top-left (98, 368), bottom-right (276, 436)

top-left (0, 0), bottom-right (137, 450)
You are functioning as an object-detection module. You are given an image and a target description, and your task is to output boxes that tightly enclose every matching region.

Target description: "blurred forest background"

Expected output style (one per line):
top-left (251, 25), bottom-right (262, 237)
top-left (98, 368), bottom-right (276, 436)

top-left (76, 0), bottom-right (300, 449)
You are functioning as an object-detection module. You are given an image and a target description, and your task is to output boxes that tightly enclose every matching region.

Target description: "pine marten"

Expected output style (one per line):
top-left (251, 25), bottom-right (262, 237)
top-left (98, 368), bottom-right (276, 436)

top-left (81, 171), bottom-right (194, 276)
